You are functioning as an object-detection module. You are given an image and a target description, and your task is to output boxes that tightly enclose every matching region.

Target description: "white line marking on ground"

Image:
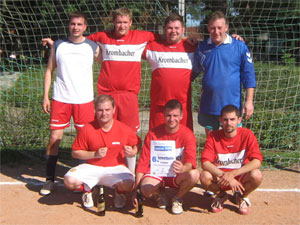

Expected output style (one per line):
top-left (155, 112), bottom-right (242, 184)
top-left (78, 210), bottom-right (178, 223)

top-left (1, 181), bottom-right (299, 192)
top-left (191, 186), bottom-right (300, 193)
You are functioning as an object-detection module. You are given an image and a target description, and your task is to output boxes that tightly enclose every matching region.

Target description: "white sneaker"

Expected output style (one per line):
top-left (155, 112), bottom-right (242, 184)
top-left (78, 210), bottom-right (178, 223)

top-left (40, 180), bottom-right (54, 196)
top-left (156, 192), bottom-right (168, 209)
top-left (82, 192), bottom-right (94, 208)
top-left (171, 197), bottom-right (183, 215)
top-left (114, 192), bottom-right (126, 209)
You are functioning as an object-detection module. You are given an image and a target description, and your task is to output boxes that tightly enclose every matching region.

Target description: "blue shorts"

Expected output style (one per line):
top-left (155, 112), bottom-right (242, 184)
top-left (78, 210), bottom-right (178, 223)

top-left (198, 113), bottom-right (242, 131)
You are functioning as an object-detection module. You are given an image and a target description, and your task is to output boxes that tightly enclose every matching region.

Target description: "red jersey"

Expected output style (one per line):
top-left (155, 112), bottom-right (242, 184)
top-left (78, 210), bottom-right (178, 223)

top-left (88, 30), bottom-right (158, 94)
top-left (72, 119), bottom-right (139, 167)
top-left (201, 127), bottom-right (263, 171)
top-left (143, 39), bottom-right (196, 106)
top-left (136, 124), bottom-right (197, 174)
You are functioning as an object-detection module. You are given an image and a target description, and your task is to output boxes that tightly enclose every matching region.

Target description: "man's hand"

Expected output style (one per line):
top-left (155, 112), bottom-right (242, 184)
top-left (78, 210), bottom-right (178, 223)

top-left (232, 34), bottom-right (244, 42)
top-left (132, 190), bottom-right (138, 207)
top-left (124, 145), bottom-right (137, 157)
top-left (95, 147), bottom-right (108, 158)
top-left (42, 97), bottom-right (51, 114)
top-left (172, 160), bottom-right (184, 174)
top-left (217, 171), bottom-right (245, 194)
top-left (42, 38), bottom-right (54, 48)
top-left (185, 36), bottom-right (199, 45)
top-left (242, 101), bottom-right (254, 120)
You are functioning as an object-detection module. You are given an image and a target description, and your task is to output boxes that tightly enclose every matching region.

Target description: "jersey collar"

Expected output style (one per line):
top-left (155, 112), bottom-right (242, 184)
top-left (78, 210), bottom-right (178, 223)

top-left (207, 33), bottom-right (232, 45)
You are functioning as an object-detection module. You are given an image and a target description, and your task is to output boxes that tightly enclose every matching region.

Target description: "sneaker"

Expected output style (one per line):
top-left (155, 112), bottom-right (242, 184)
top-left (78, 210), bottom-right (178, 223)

top-left (40, 180), bottom-right (54, 196)
top-left (211, 192), bottom-right (228, 213)
top-left (156, 192), bottom-right (168, 209)
top-left (232, 191), bottom-right (241, 204)
top-left (238, 196), bottom-right (251, 215)
top-left (171, 197), bottom-right (183, 215)
top-left (82, 192), bottom-right (94, 208)
top-left (204, 190), bottom-right (214, 197)
top-left (114, 192), bottom-right (126, 209)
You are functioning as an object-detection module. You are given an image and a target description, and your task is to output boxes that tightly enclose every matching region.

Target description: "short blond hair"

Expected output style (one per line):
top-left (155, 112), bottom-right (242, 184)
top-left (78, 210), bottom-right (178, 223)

top-left (208, 11), bottom-right (228, 25)
top-left (94, 94), bottom-right (115, 108)
top-left (112, 7), bottom-right (132, 21)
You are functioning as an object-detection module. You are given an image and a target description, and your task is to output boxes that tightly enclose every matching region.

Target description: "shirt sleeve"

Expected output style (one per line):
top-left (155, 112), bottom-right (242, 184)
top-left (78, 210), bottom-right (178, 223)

top-left (245, 130), bottom-right (263, 163)
top-left (201, 132), bottom-right (217, 164)
top-left (240, 43), bottom-right (256, 89)
top-left (142, 43), bottom-right (150, 60)
top-left (126, 129), bottom-right (139, 147)
top-left (182, 131), bottom-right (197, 168)
top-left (191, 43), bottom-right (204, 81)
top-left (136, 132), bottom-right (152, 174)
top-left (72, 127), bottom-right (89, 151)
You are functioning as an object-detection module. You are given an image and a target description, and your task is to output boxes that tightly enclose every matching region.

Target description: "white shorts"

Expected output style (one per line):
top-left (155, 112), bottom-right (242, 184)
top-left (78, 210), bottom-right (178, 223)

top-left (64, 164), bottom-right (134, 189)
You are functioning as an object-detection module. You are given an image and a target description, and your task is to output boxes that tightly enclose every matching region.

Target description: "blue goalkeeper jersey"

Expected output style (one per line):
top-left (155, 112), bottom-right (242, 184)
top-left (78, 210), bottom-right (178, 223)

top-left (192, 35), bottom-right (256, 115)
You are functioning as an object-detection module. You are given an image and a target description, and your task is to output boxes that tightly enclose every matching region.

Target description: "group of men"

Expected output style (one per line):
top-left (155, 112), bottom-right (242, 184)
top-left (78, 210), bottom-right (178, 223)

top-left (40, 7), bottom-right (263, 216)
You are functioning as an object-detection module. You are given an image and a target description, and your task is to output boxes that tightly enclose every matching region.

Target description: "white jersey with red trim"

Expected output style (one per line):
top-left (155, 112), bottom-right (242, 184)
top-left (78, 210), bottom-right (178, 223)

top-left (88, 30), bottom-right (157, 94)
top-left (143, 39), bottom-right (196, 105)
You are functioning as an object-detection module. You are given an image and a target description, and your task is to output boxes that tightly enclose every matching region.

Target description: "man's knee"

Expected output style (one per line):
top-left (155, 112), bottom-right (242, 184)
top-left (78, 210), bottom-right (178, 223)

top-left (200, 170), bottom-right (213, 188)
top-left (178, 169), bottom-right (200, 186)
top-left (64, 176), bottom-right (80, 190)
top-left (140, 179), bottom-right (161, 198)
top-left (246, 169), bottom-right (263, 186)
top-left (116, 179), bottom-right (134, 192)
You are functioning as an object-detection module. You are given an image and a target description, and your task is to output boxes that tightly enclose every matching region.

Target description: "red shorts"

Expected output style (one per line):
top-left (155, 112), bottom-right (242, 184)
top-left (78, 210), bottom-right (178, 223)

top-left (142, 174), bottom-right (179, 188)
top-left (109, 92), bottom-right (140, 132)
top-left (149, 102), bottom-right (193, 131)
top-left (50, 100), bottom-right (94, 130)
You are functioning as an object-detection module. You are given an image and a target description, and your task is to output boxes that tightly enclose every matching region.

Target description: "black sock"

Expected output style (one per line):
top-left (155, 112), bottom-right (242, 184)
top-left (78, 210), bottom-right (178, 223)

top-left (45, 155), bottom-right (58, 182)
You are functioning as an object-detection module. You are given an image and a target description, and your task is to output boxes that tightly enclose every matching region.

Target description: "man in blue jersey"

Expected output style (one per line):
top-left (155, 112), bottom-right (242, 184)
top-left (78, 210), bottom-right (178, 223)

top-left (192, 11), bottom-right (256, 136)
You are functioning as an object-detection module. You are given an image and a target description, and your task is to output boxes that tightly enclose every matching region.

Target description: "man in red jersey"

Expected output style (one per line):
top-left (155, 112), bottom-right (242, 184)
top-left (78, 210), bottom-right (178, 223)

top-left (132, 99), bottom-right (199, 215)
top-left (200, 104), bottom-right (263, 215)
top-left (88, 7), bottom-right (159, 132)
top-left (143, 13), bottom-right (196, 131)
top-left (64, 94), bottom-right (139, 210)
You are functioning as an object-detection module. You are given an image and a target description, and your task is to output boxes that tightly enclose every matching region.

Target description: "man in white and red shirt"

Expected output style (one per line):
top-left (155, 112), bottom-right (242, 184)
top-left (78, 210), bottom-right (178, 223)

top-left (88, 7), bottom-right (159, 132)
top-left (143, 13), bottom-right (196, 131)
top-left (200, 104), bottom-right (263, 215)
top-left (132, 99), bottom-right (199, 215)
top-left (40, 11), bottom-right (102, 196)
top-left (64, 94), bottom-right (139, 210)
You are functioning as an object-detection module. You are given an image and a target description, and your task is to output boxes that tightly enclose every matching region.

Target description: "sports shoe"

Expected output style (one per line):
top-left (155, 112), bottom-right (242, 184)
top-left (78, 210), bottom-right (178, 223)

top-left (171, 197), bottom-right (183, 215)
top-left (238, 196), bottom-right (251, 215)
top-left (114, 192), bottom-right (126, 209)
top-left (156, 192), bottom-right (168, 209)
top-left (204, 190), bottom-right (214, 197)
top-left (211, 192), bottom-right (228, 213)
top-left (40, 180), bottom-right (54, 196)
top-left (82, 192), bottom-right (94, 208)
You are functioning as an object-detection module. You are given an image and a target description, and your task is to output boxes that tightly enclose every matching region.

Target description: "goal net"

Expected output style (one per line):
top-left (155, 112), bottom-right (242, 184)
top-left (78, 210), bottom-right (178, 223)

top-left (0, 0), bottom-right (299, 168)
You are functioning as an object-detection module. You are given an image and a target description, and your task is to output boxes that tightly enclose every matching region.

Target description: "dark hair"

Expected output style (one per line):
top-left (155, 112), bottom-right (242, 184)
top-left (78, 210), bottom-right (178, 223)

top-left (69, 11), bottom-right (87, 24)
top-left (221, 105), bottom-right (241, 117)
top-left (164, 13), bottom-right (184, 27)
top-left (94, 94), bottom-right (115, 108)
top-left (207, 11), bottom-right (228, 25)
top-left (164, 99), bottom-right (183, 112)
top-left (112, 7), bottom-right (132, 21)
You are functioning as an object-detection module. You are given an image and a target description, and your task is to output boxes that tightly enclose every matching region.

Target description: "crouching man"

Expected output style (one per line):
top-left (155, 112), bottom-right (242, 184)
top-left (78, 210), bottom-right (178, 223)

top-left (64, 94), bottom-right (139, 209)
top-left (200, 104), bottom-right (263, 215)
top-left (132, 99), bottom-right (199, 215)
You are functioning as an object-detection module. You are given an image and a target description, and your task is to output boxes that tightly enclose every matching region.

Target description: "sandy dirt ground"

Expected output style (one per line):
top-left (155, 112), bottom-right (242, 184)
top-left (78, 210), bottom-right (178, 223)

top-left (0, 160), bottom-right (299, 225)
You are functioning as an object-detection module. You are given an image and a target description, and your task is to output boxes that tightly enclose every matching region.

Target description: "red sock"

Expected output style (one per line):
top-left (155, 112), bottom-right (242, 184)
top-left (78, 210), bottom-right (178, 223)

top-left (74, 184), bottom-right (91, 193)
top-left (73, 184), bottom-right (84, 192)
